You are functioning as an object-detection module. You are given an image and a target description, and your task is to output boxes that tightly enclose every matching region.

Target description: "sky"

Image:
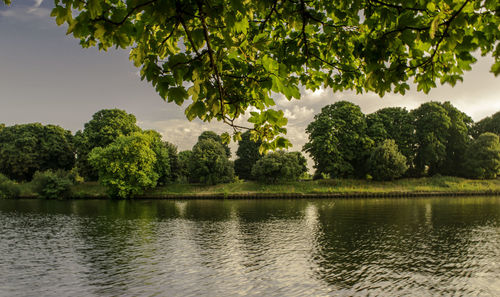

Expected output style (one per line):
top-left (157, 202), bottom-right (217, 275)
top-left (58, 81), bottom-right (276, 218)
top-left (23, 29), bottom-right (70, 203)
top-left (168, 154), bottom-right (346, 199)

top-left (1, 1), bottom-right (499, 167)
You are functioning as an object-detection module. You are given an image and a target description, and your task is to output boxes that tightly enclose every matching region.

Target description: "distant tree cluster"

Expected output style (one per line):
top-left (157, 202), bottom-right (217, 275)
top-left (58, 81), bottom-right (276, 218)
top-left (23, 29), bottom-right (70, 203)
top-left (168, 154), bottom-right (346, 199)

top-left (1, 103), bottom-right (497, 198)
top-left (0, 109), bottom-right (307, 198)
top-left (304, 101), bottom-right (500, 181)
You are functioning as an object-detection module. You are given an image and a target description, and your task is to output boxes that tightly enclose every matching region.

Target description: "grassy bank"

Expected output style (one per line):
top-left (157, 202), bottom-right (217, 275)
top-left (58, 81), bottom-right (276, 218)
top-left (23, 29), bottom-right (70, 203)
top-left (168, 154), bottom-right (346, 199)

top-left (14, 176), bottom-right (500, 199)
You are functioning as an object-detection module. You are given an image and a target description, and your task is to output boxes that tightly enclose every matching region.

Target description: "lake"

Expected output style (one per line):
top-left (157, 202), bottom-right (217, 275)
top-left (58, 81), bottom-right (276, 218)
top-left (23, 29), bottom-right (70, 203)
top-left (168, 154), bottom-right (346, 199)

top-left (1, 197), bottom-right (499, 296)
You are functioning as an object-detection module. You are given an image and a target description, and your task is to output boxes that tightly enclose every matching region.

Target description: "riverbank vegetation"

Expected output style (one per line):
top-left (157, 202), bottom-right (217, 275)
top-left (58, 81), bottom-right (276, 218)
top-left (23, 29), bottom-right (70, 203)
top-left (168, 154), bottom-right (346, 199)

top-left (1, 103), bottom-right (499, 199)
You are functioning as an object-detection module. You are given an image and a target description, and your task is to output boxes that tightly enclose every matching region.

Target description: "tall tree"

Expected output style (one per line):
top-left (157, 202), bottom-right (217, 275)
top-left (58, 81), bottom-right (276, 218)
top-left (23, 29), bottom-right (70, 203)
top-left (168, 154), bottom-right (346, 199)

top-left (473, 111), bottom-right (500, 137)
top-left (234, 131), bottom-right (262, 180)
top-left (75, 109), bottom-right (141, 180)
top-left (3, 0), bottom-right (496, 149)
top-left (303, 101), bottom-right (372, 179)
top-left (189, 139), bottom-right (234, 185)
top-left (366, 107), bottom-right (415, 167)
top-left (411, 102), bottom-right (451, 176)
top-left (89, 132), bottom-right (160, 198)
top-left (440, 102), bottom-right (473, 175)
top-left (464, 132), bottom-right (500, 179)
top-left (197, 131), bottom-right (231, 157)
top-left (0, 123), bottom-right (74, 181)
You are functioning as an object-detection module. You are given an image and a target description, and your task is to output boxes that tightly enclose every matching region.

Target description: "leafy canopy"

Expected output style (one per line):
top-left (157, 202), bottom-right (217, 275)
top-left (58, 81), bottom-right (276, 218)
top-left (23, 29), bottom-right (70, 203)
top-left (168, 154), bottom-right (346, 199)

top-left (3, 0), bottom-right (499, 148)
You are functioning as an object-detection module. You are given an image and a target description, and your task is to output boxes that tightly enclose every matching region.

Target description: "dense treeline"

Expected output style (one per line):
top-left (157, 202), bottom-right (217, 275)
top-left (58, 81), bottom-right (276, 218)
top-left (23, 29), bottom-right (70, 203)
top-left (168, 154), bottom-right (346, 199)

top-left (0, 104), bottom-right (499, 198)
top-left (304, 101), bottom-right (500, 181)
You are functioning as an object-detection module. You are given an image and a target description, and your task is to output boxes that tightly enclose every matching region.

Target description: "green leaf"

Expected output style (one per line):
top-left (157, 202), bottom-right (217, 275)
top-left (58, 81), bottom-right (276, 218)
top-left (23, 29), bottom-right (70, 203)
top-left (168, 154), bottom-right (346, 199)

top-left (167, 87), bottom-right (188, 105)
top-left (426, 2), bottom-right (436, 12)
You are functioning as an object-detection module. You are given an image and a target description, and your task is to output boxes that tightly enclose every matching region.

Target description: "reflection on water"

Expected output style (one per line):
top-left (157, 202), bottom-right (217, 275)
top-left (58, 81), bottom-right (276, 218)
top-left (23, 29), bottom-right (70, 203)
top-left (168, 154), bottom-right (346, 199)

top-left (0, 197), bottom-right (499, 296)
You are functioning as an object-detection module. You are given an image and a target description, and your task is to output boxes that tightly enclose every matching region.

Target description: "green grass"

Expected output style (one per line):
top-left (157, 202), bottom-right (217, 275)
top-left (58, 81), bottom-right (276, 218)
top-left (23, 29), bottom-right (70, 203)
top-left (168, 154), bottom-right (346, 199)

top-left (11, 176), bottom-right (500, 198)
top-left (145, 176), bottom-right (500, 197)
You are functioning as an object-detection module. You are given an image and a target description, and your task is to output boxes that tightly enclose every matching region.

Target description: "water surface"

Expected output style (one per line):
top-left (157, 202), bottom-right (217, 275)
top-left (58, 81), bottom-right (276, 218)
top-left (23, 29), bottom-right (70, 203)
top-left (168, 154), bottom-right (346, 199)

top-left (1, 197), bottom-right (499, 296)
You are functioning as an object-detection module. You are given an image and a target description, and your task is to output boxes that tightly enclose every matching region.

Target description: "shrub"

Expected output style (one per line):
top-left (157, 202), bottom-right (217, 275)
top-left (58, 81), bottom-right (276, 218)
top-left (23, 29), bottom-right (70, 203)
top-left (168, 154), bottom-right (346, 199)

top-left (251, 151), bottom-right (308, 183)
top-left (368, 139), bottom-right (408, 181)
top-left (464, 132), bottom-right (500, 179)
top-left (32, 170), bottom-right (73, 199)
top-left (0, 173), bottom-right (21, 199)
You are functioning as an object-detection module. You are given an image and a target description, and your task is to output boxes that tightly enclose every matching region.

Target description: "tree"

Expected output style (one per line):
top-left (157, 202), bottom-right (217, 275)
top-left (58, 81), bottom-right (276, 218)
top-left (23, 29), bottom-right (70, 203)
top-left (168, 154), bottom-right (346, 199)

top-left (0, 123), bottom-right (4, 132)
top-left (234, 131), bottom-right (262, 180)
top-left (2, 0), bottom-right (495, 149)
top-left (89, 132), bottom-right (159, 198)
top-left (177, 150), bottom-right (193, 183)
top-left (251, 151), bottom-right (307, 183)
top-left (75, 109), bottom-right (141, 180)
top-left (367, 139), bottom-right (408, 181)
top-left (0, 123), bottom-right (74, 181)
top-left (198, 131), bottom-right (231, 157)
top-left (303, 101), bottom-right (372, 179)
top-left (412, 102), bottom-right (451, 176)
top-left (143, 130), bottom-right (171, 185)
top-left (366, 107), bottom-right (415, 167)
top-left (473, 111), bottom-right (500, 137)
top-left (440, 102), bottom-right (473, 176)
top-left (163, 141), bottom-right (180, 182)
top-left (411, 101), bottom-right (472, 176)
top-left (464, 132), bottom-right (500, 179)
top-left (189, 139), bottom-right (234, 185)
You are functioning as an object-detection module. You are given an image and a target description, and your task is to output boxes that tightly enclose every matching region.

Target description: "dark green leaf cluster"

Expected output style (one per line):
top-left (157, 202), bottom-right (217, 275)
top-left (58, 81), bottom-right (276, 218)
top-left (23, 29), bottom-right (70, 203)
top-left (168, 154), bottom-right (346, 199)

top-left (0, 173), bottom-right (20, 199)
top-left (464, 132), bottom-right (500, 179)
top-left (188, 138), bottom-right (234, 185)
top-left (234, 131), bottom-right (262, 180)
top-left (368, 140), bottom-right (408, 181)
top-left (32, 170), bottom-right (74, 199)
top-left (29, 0), bottom-right (498, 149)
top-left (304, 100), bottom-right (496, 180)
top-left (303, 101), bottom-right (373, 179)
top-left (198, 131), bottom-right (231, 157)
top-left (0, 123), bottom-right (75, 181)
top-left (251, 151), bottom-right (307, 183)
top-left (472, 111), bottom-right (500, 138)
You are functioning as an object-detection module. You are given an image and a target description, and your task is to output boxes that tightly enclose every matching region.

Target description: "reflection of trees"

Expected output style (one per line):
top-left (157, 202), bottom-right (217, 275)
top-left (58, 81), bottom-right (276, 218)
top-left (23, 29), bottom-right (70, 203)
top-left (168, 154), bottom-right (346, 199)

top-left (71, 200), bottom-right (179, 296)
top-left (311, 197), bottom-right (500, 294)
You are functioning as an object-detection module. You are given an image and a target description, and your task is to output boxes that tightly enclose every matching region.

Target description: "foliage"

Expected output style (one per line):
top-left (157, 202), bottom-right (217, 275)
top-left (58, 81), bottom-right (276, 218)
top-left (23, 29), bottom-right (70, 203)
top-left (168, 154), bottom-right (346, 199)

top-left (89, 132), bottom-right (159, 198)
top-left (0, 123), bottom-right (75, 181)
top-left (440, 102), bottom-right (473, 175)
top-left (177, 150), bottom-right (193, 182)
top-left (234, 131), bottom-right (262, 180)
top-left (0, 173), bottom-right (20, 199)
top-left (198, 131), bottom-right (231, 157)
top-left (464, 132), bottom-right (500, 179)
top-left (32, 170), bottom-right (74, 199)
top-left (473, 111), bottom-right (500, 137)
top-left (366, 107), bottom-right (415, 167)
top-left (303, 101), bottom-right (372, 179)
top-left (411, 101), bottom-right (472, 176)
top-left (189, 139), bottom-right (234, 185)
top-left (251, 151), bottom-right (307, 183)
top-left (368, 139), bottom-right (408, 181)
top-left (143, 130), bottom-right (172, 185)
top-left (0, 123), bottom-right (4, 132)
top-left (163, 141), bottom-right (180, 182)
top-left (6, 0), bottom-right (492, 149)
top-left (411, 102), bottom-right (451, 175)
top-left (75, 109), bottom-right (141, 180)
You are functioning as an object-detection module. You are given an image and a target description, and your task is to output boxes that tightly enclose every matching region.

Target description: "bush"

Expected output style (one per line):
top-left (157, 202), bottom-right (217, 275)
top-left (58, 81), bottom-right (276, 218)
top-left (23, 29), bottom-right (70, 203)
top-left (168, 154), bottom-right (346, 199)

top-left (464, 132), bottom-right (500, 179)
top-left (368, 139), bottom-right (408, 181)
top-left (32, 170), bottom-right (73, 199)
top-left (251, 151), bottom-right (308, 183)
top-left (0, 173), bottom-right (21, 199)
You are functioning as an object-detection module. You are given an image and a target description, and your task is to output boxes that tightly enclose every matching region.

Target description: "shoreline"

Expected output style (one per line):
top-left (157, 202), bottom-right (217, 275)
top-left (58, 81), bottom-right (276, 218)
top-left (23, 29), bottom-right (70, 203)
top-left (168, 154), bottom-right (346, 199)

top-left (15, 190), bottom-right (500, 200)
top-left (10, 176), bottom-right (500, 200)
